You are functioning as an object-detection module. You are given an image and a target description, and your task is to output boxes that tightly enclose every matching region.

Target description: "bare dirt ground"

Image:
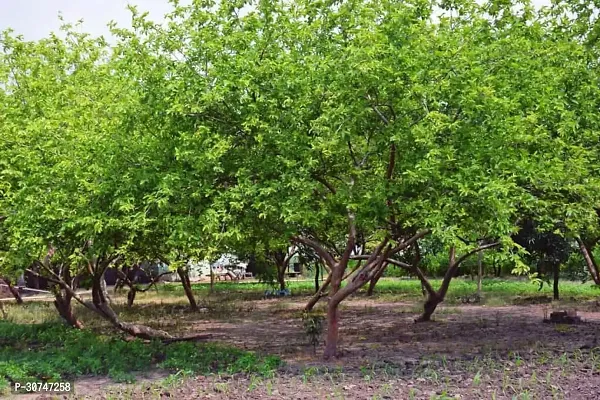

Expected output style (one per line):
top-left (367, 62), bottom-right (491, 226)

top-left (11, 295), bottom-right (600, 399)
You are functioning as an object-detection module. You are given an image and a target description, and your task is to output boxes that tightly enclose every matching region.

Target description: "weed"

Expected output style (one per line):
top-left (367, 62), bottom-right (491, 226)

top-left (472, 370), bottom-right (482, 386)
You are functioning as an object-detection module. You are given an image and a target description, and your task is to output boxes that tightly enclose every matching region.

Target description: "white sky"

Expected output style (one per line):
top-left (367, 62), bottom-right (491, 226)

top-left (0, 0), bottom-right (180, 40)
top-left (0, 0), bottom-right (551, 41)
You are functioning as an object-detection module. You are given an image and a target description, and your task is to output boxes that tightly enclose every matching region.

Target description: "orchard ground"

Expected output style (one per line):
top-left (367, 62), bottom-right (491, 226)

top-left (2, 278), bottom-right (600, 399)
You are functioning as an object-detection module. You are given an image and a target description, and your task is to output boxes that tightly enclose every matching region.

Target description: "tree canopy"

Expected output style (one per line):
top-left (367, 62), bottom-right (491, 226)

top-left (1, 0), bottom-right (600, 357)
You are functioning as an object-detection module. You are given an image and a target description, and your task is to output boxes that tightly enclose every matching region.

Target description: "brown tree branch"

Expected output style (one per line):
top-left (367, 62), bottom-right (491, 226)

top-left (389, 229), bottom-right (431, 255)
top-left (451, 242), bottom-right (500, 269)
top-left (291, 236), bottom-right (336, 269)
top-left (312, 175), bottom-right (337, 195)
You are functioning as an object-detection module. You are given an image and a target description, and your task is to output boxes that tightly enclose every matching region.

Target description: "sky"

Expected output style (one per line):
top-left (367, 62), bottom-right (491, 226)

top-left (1, 0), bottom-right (552, 41)
top-left (0, 0), bottom-right (181, 40)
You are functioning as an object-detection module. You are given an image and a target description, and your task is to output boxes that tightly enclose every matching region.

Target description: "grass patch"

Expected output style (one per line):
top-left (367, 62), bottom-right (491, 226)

top-left (0, 321), bottom-right (282, 393)
top-left (154, 277), bottom-right (600, 304)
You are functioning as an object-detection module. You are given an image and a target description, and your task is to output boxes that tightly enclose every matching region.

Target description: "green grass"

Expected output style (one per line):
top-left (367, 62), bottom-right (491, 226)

top-left (156, 277), bottom-right (600, 302)
top-left (0, 321), bottom-right (282, 394)
top-left (372, 277), bottom-right (600, 299)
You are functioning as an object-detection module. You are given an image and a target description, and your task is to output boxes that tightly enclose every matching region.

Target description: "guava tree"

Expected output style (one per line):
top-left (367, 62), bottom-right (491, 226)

top-left (545, 0), bottom-right (600, 286)
top-left (209, 0), bottom-right (600, 358)
top-left (0, 25), bottom-right (180, 338)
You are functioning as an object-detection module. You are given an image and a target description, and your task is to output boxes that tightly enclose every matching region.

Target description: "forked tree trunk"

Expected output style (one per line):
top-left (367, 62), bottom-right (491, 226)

top-left (273, 250), bottom-right (292, 292)
top-left (54, 290), bottom-right (83, 329)
top-left (177, 267), bottom-right (199, 312)
top-left (416, 243), bottom-right (499, 322)
top-left (2, 278), bottom-right (23, 304)
top-left (577, 238), bottom-right (600, 285)
top-left (295, 222), bottom-right (429, 359)
top-left (53, 269), bottom-right (83, 329)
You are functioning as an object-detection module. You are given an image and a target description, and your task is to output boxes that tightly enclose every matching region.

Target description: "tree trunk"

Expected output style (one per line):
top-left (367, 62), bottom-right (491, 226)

top-left (127, 288), bottom-right (137, 307)
top-left (90, 273), bottom-right (173, 339)
top-left (553, 263), bottom-right (560, 301)
top-left (366, 264), bottom-right (387, 296)
top-left (416, 294), bottom-right (441, 322)
top-left (54, 269), bottom-right (83, 329)
top-left (314, 263), bottom-right (320, 293)
top-left (305, 273), bottom-right (331, 311)
top-left (477, 249), bottom-right (483, 297)
top-left (210, 268), bottom-right (215, 294)
top-left (54, 291), bottom-right (83, 329)
top-left (177, 267), bottom-right (199, 311)
top-left (277, 263), bottom-right (286, 291)
top-left (2, 278), bottom-right (23, 304)
top-left (323, 261), bottom-right (345, 359)
top-left (100, 273), bottom-right (112, 305)
top-left (577, 238), bottom-right (600, 285)
top-left (33, 259), bottom-right (175, 341)
top-left (416, 246), bottom-right (455, 322)
top-left (323, 299), bottom-right (340, 359)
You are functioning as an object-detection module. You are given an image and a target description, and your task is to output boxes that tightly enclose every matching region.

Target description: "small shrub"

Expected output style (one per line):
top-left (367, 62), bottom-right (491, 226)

top-left (302, 311), bottom-right (324, 352)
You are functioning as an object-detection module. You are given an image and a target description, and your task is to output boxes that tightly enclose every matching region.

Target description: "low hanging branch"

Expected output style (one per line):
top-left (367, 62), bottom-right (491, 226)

top-left (0, 278), bottom-right (23, 304)
top-left (29, 262), bottom-right (210, 342)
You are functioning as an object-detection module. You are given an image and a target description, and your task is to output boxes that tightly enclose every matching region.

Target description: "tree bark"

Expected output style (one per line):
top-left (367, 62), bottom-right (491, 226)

top-left (127, 289), bottom-right (137, 307)
top-left (577, 238), bottom-right (600, 285)
top-left (100, 273), bottom-right (112, 305)
top-left (31, 259), bottom-right (177, 341)
top-left (415, 242), bottom-right (500, 322)
top-left (2, 278), bottom-right (23, 304)
top-left (295, 222), bottom-right (429, 359)
top-left (177, 267), bottom-right (199, 311)
top-left (276, 263), bottom-right (286, 291)
top-left (305, 273), bottom-right (331, 311)
top-left (366, 263), bottom-right (388, 296)
top-left (54, 291), bottom-right (83, 329)
top-left (90, 272), bottom-right (174, 339)
top-left (553, 262), bottom-right (560, 301)
top-left (53, 268), bottom-right (83, 329)
top-left (323, 297), bottom-right (341, 359)
top-left (416, 294), bottom-right (441, 322)
top-left (314, 262), bottom-right (320, 293)
top-left (323, 258), bottom-right (345, 360)
top-left (477, 249), bottom-right (483, 297)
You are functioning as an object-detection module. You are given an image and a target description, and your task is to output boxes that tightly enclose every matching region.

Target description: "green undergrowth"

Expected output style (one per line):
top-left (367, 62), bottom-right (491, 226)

top-left (0, 321), bottom-right (282, 394)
